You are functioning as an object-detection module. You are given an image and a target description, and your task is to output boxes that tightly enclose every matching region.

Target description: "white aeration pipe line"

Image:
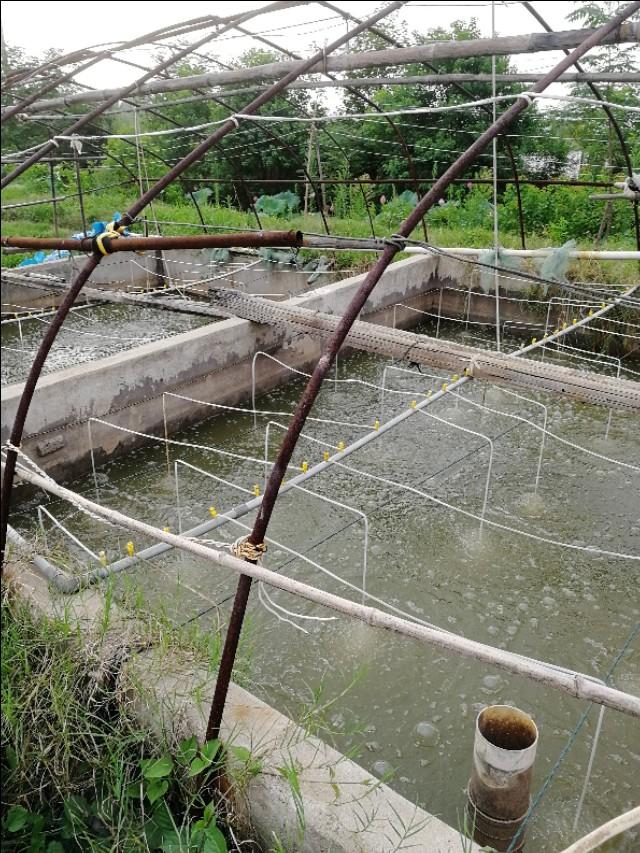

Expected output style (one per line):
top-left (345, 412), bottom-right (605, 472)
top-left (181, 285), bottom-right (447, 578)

top-left (405, 247), bottom-right (640, 261)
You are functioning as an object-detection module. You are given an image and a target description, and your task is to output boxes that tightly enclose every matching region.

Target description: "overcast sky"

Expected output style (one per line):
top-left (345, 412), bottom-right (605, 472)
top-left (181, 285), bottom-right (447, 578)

top-left (2, 1), bottom-right (587, 90)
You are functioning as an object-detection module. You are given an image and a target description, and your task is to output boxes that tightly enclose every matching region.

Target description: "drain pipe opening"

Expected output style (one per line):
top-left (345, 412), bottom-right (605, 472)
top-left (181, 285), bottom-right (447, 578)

top-left (466, 704), bottom-right (539, 852)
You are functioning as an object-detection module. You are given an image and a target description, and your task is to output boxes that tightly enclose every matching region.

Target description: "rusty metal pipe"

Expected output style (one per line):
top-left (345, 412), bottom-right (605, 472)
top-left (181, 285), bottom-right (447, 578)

top-left (0, 1), bottom-right (405, 571)
top-left (0, 1), bottom-right (297, 189)
top-left (0, 230), bottom-right (303, 253)
top-left (522, 1), bottom-right (640, 254)
top-left (203, 0), bottom-right (640, 744)
top-left (466, 705), bottom-right (539, 852)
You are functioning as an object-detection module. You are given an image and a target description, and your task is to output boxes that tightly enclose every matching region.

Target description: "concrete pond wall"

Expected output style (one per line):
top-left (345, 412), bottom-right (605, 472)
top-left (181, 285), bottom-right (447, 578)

top-left (2, 254), bottom-right (468, 481)
top-left (2, 249), bottom-right (614, 484)
top-left (1, 248), bottom-right (341, 312)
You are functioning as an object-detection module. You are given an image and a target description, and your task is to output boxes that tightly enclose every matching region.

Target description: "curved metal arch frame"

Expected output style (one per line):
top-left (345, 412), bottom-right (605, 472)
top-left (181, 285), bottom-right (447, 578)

top-left (321, 0), bottom-right (528, 248)
top-left (522, 1), bottom-right (640, 254)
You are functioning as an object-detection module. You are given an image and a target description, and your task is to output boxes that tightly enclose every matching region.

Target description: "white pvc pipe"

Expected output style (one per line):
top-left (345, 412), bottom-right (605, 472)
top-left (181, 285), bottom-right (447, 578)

top-left (405, 247), bottom-right (640, 261)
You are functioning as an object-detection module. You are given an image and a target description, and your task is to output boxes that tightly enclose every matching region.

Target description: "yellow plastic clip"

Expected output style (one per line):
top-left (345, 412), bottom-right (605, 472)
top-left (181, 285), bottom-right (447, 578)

top-left (373, 419), bottom-right (380, 431)
top-left (463, 367), bottom-right (470, 376)
top-left (337, 441), bottom-right (345, 452)
top-left (323, 450), bottom-right (330, 462)
top-left (301, 461), bottom-right (308, 473)
top-left (209, 506), bottom-right (217, 518)
top-left (126, 541), bottom-right (135, 558)
top-left (562, 322), bottom-right (568, 329)
top-left (163, 525), bottom-right (170, 533)
top-left (600, 303), bottom-right (606, 310)
top-left (531, 337), bottom-right (537, 344)
top-left (451, 374), bottom-right (459, 382)
top-left (427, 389), bottom-right (432, 396)
top-left (409, 399), bottom-right (417, 409)
top-left (588, 309), bottom-right (594, 317)
top-left (572, 318), bottom-right (578, 325)
top-left (442, 382), bottom-right (448, 392)
top-left (253, 484), bottom-right (260, 497)
top-left (98, 550), bottom-right (107, 566)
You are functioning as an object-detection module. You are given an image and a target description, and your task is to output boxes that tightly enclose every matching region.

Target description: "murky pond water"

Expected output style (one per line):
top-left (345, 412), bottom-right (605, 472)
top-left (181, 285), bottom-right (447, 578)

top-left (1, 303), bottom-right (213, 386)
top-left (11, 323), bottom-right (640, 851)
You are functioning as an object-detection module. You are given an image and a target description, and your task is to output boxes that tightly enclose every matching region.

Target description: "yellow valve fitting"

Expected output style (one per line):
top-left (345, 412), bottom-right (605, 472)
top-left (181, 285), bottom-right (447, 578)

top-left (410, 399), bottom-right (417, 409)
top-left (374, 419), bottom-right (380, 431)
top-left (338, 441), bottom-right (345, 452)
top-left (98, 550), bottom-right (107, 566)
top-left (126, 541), bottom-right (135, 558)
top-left (253, 485), bottom-right (260, 497)
top-left (301, 461), bottom-right (308, 473)
top-left (209, 506), bottom-right (217, 518)
top-left (323, 450), bottom-right (330, 462)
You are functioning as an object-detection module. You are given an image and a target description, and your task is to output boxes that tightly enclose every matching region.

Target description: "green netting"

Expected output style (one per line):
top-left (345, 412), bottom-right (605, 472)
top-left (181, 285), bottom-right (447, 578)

top-left (477, 248), bottom-right (525, 294)
top-left (538, 239), bottom-right (576, 285)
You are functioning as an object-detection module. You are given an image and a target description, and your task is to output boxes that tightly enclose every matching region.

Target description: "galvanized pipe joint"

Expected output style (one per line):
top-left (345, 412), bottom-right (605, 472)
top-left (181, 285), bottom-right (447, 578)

top-left (467, 704), bottom-right (538, 851)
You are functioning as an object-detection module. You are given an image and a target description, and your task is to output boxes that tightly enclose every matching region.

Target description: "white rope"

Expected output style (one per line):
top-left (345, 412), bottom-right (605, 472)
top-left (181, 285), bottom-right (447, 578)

top-left (9, 93), bottom-right (634, 155)
top-left (446, 391), bottom-right (640, 472)
top-left (87, 417), bottom-right (299, 471)
top-left (272, 426), bottom-right (640, 561)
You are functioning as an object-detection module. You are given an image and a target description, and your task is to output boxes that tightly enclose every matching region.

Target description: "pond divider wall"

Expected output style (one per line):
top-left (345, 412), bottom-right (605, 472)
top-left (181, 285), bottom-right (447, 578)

top-left (2, 255), bottom-right (451, 480)
top-left (1, 252), bottom-right (587, 483)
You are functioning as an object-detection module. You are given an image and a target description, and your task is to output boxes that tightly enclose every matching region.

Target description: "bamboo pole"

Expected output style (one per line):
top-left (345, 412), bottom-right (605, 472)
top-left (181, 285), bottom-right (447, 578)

top-left (19, 25), bottom-right (640, 115)
top-left (7, 464), bottom-right (640, 720)
top-left (558, 806), bottom-right (640, 853)
top-left (25, 73), bottom-right (638, 122)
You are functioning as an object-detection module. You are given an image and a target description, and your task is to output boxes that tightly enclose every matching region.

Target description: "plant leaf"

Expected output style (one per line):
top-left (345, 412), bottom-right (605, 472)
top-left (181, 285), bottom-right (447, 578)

top-left (202, 825), bottom-right (228, 853)
top-left (142, 755), bottom-right (174, 779)
top-left (188, 756), bottom-right (211, 778)
top-left (176, 735), bottom-right (198, 766)
top-left (6, 805), bottom-right (30, 832)
top-left (144, 801), bottom-right (178, 850)
top-left (229, 745), bottom-right (251, 763)
top-left (201, 739), bottom-right (221, 762)
top-left (146, 779), bottom-right (169, 805)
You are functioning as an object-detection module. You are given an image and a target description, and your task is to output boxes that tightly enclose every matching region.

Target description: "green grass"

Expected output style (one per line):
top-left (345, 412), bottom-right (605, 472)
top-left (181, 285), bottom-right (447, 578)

top-left (2, 182), bottom-right (636, 287)
top-left (0, 581), bottom-right (252, 851)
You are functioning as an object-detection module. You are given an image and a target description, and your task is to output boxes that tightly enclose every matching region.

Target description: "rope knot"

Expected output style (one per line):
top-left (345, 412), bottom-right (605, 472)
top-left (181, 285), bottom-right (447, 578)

top-left (385, 233), bottom-right (406, 250)
top-left (231, 537), bottom-right (267, 563)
